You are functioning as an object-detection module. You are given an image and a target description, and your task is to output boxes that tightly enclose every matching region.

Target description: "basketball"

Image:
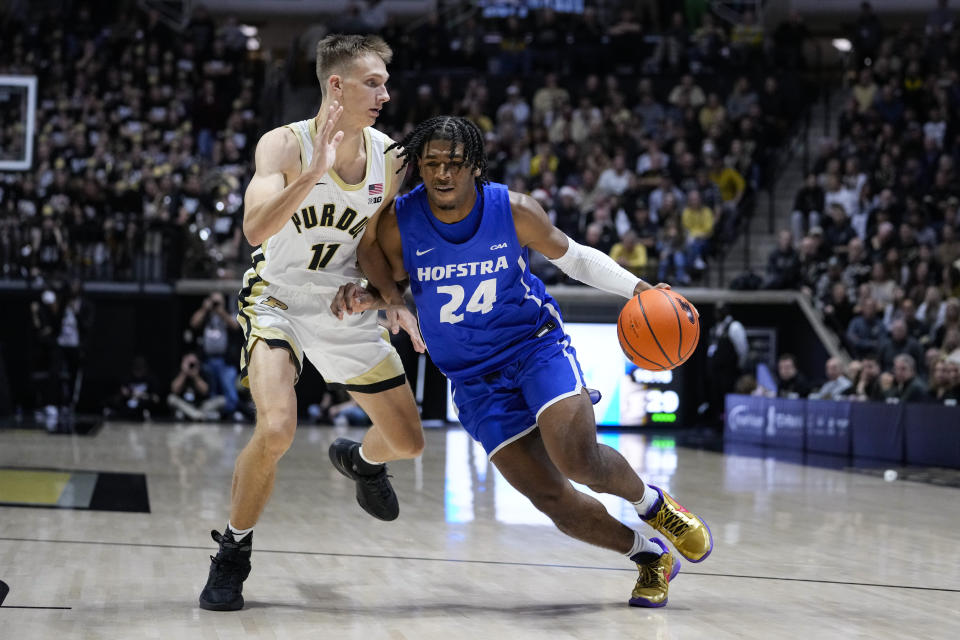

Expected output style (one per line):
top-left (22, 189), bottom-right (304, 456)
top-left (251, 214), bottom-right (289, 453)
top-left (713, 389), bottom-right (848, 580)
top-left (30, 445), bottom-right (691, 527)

top-left (617, 289), bottom-right (700, 371)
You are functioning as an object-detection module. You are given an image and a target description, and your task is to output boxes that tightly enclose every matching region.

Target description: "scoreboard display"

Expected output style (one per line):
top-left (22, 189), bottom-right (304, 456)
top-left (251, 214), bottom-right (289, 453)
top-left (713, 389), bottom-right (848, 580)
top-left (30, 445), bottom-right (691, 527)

top-left (564, 322), bottom-right (684, 427)
top-left (446, 322), bottom-right (685, 427)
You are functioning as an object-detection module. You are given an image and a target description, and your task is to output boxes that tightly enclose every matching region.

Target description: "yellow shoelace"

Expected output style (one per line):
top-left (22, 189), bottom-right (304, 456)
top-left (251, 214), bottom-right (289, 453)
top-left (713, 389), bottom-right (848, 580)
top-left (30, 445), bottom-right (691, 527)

top-left (649, 506), bottom-right (691, 539)
top-left (636, 562), bottom-right (667, 589)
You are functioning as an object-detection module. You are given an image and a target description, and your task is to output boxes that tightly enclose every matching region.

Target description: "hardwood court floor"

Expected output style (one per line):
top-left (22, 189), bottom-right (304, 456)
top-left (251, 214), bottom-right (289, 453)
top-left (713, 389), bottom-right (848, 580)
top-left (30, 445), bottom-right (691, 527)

top-left (1, 422), bottom-right (958, 639)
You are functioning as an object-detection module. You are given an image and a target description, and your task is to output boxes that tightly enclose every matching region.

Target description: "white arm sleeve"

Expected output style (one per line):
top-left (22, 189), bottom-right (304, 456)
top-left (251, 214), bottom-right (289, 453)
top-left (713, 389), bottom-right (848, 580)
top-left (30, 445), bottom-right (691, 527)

top-left (547, 236), bottom-right (642, 299)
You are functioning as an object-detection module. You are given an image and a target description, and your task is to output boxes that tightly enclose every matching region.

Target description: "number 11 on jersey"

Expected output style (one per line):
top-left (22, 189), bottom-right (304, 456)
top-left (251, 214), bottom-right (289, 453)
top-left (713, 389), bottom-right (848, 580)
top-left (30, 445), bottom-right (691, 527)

top-left (307, 243), bottom-right (340, 270)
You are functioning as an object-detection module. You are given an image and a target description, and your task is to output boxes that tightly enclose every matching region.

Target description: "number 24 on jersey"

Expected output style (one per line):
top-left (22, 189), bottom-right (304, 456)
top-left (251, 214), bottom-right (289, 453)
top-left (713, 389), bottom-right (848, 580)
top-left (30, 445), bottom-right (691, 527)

top-left (437, 278), bottom-right (497, 324)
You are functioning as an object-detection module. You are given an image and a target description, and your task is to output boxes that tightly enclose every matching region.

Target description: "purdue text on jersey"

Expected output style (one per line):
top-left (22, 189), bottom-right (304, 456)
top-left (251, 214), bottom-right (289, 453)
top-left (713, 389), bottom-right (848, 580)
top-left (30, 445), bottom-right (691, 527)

top-left (240, 120), bottom-right (394, 293)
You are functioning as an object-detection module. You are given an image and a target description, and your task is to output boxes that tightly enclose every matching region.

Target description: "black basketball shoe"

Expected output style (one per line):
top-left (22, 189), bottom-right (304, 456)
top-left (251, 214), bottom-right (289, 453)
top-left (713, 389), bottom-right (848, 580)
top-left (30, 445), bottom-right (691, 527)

top-left (199, 529), bottom-right (252, 611)
top-left (328, 437), bottom-right (399, 521)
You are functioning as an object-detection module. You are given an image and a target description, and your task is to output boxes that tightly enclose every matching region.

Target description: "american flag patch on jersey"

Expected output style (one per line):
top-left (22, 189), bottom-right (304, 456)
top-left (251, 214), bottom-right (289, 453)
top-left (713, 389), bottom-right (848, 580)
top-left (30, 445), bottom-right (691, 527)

top-left (368, 183), bottom-right (383, 195)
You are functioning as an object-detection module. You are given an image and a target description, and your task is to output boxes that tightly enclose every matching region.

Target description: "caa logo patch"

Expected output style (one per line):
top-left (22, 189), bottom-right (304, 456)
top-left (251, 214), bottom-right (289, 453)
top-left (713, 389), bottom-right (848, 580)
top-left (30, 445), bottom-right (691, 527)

top-left (490, 242), bottom-right (508, 250)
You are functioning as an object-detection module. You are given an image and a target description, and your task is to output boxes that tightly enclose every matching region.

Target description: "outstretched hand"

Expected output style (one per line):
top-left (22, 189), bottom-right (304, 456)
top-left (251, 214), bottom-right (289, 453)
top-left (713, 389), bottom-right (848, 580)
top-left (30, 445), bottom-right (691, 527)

top-left (385, 307), bottom-right (426, 353)
top-left (330, 284), bottom-right (427, 353)
top-left (310, 102), bottom-right (344, 178)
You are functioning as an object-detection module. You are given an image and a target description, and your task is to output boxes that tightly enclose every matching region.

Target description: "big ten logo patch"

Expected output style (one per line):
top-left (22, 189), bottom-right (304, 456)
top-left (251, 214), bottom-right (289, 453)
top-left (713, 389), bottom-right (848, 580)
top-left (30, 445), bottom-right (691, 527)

top-left (368, 182), bottom-right (383, 204)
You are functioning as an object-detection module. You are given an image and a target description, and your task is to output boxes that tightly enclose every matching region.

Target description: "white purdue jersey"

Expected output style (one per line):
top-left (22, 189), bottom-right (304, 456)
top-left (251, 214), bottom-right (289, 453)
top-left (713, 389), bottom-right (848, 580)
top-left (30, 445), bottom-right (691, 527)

top-left (245, 119), bottom-right (394, 292)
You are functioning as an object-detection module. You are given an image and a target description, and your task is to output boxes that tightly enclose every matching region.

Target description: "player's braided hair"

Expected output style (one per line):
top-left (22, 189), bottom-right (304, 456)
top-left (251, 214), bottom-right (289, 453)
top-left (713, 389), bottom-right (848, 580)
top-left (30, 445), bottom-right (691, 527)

top-left (386, 116), bottom-right (489, 189)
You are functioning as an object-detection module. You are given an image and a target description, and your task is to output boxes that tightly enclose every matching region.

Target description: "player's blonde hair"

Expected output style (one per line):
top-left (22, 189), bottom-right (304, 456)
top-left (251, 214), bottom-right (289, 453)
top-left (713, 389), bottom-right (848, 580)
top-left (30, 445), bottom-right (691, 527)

top-left (315, 34), bottom-right (393, 98)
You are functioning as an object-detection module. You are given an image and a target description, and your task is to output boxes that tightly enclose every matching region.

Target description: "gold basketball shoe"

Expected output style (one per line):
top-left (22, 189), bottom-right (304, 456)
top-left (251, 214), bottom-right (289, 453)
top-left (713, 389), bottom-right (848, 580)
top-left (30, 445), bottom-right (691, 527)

top-left (629, 538), bottom-right (680, 608)
top-left (643, 485), bottom-right (713, 562)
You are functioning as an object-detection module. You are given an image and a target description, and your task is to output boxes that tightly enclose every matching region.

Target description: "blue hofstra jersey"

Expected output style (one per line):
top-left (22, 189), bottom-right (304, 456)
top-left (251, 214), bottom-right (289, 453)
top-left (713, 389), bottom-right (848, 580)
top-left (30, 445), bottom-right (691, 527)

top-left (396, 182), bottom-right (565, 380)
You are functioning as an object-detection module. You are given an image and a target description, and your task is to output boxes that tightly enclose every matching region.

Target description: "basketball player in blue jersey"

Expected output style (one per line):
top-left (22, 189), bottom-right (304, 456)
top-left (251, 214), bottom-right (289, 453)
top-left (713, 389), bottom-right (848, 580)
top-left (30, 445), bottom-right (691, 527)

top-left (335, 116), bottom-right (713, 608)
top-left (199, 35), bottom-right (427, 612)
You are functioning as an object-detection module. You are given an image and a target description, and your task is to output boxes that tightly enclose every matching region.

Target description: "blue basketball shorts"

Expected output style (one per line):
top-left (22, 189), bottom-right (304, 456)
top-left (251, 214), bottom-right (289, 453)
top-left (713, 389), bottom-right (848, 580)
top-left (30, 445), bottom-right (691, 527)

top-left (449, 333), bottom-right (586, 458)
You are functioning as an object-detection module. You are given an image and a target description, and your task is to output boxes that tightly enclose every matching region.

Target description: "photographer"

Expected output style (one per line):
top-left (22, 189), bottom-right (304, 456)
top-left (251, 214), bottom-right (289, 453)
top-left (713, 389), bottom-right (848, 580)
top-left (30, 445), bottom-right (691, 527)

top-left (28, 282), bottom-right (95, 417)
top-left (108, 356), bottom-right (162, 421)
top-left (167, 353), bottom-right (225, 422)
top-left (56, 280), bottom-right (95, 414)
top-left (189, 292), bottom-right (242, 420)
top-left (29, 289), bottom-right (62, 418)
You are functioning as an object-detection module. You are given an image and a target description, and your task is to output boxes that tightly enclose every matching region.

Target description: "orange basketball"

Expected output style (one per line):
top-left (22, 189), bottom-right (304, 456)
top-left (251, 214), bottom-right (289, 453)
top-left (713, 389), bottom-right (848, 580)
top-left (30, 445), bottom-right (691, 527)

top-left (617, 289), bottom-right (700, 371)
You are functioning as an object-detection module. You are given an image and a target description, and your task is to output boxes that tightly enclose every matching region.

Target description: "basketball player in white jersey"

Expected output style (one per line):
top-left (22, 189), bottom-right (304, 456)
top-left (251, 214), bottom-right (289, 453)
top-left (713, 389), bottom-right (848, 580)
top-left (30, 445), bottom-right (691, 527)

top-left (199, 34), bottom-right (425, 612)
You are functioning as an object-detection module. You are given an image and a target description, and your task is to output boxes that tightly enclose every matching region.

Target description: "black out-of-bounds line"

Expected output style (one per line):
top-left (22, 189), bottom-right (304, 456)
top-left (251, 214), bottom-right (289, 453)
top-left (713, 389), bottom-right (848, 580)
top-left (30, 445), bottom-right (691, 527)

top-left (2, 537), bottom-right (959, 594)
top-left (0, 605), bottom-right (73, 610)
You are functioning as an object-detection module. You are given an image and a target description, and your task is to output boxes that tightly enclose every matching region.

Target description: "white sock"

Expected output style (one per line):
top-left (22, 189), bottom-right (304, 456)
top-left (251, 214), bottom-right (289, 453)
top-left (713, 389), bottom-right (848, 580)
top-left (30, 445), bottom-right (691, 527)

top-left (631, 484), bottom-right (660, 519)
top-left (357, 445), bottom-right (384, 466)
top-left (227, 521), bottom-right (253, 541)
top-left (625, 530), bottom-right (663, 559)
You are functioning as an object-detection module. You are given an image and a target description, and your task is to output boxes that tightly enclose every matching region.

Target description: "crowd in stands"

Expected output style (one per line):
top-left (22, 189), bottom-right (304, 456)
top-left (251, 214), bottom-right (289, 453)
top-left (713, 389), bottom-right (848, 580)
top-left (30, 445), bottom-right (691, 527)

top-left (1, 1), bottom-right (820, 421)
top-left (0, 3), bottom-right (260, 282)
top-left (758, 1), bottom-right (960, 404)
top-left (369, 4), bottom-right (811, 286)
top-left (1, 1), bottom-right (811, 288)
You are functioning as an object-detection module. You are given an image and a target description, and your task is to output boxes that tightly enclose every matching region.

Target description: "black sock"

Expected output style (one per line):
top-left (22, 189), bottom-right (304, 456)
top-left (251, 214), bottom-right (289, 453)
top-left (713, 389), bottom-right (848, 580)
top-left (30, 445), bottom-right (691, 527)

top-left (631, 551), bottom-right (660, 565)
top-left (350, 444), bottom-right (384, 475)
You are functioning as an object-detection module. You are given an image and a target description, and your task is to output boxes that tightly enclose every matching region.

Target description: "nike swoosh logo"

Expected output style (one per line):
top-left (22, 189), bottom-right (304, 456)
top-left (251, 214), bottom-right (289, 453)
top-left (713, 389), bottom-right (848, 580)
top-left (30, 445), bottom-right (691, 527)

top-left (416, 248), bottom-right (435, 256)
